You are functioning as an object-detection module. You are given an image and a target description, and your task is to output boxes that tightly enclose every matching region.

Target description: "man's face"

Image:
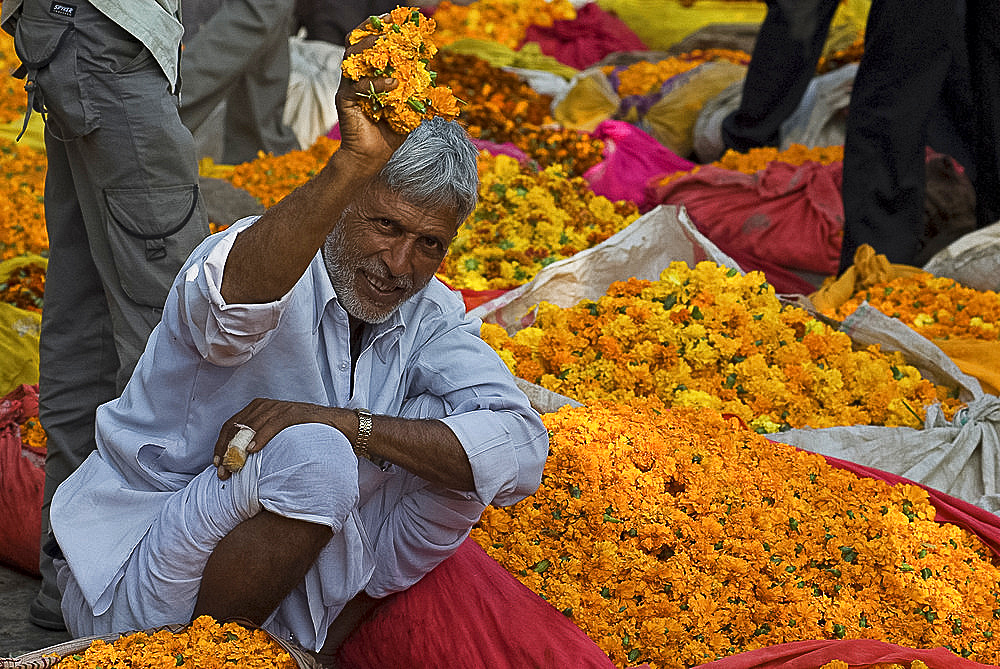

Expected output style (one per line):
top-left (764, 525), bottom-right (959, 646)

top-left (323, 181), bottom-right (459, 323)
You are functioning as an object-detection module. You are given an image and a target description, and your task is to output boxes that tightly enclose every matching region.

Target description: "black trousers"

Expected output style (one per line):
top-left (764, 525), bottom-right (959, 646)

top-left (839, 0), bottom-right (1000, 272)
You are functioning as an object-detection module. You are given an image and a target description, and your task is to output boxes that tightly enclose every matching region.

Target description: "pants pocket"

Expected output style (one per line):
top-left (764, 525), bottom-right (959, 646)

top-left (104, 185), bottom-right (204, 308)
top-left (13, 13), bottom-right (98, 139)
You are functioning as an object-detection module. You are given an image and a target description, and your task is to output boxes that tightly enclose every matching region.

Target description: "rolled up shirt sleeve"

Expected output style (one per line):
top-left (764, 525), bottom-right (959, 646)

top-left (179, 216), bottom-right (294, 366)
top-left (402, 305), bottom-right (549, 509)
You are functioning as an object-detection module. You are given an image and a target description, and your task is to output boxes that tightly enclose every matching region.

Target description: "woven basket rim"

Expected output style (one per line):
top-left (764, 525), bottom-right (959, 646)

top-left (7, 621), bottom-right (318, 668)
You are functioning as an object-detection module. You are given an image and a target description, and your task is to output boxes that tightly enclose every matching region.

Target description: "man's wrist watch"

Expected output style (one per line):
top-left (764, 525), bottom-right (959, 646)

top-left (354, 408), bottom-right (389, 470)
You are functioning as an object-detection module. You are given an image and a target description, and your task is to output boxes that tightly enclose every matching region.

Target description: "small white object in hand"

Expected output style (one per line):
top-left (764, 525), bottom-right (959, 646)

top-left (222, 423), bottom-right (256, 471)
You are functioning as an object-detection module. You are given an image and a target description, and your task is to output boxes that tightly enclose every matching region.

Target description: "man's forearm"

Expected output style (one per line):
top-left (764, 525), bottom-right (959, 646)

top-left (219, 151), bottom-right (378, 305)
top-left (355, 412), bottom-right (475, 491)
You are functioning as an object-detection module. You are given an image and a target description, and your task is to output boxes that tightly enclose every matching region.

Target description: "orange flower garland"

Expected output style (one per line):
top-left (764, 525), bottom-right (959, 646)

top-left (825, 271), bottom-right (1000, 342)
top-left (480, 261), bottom-right (961, 431)
top-left (471, 400), bottom-right (1000, 669)
top-left (55, 615), bottom-right (297, 668)
top-left (342, 7), bottom-right (460, 134)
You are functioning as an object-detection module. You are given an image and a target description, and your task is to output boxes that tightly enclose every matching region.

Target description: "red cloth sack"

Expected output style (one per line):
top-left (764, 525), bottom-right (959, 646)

top-left (0, 383), bottom-right (44, 575)
top-left (693, 638), bottom-right (1000, 668)
top-left (338, 537), bottom-right (616, 668)
top-left (521, 2), bottom-right (647, 70)
top-left (650, 161), bottom-right (845, 277)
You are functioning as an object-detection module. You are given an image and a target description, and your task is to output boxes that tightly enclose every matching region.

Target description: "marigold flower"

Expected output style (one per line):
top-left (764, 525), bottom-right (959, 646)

top-left (483, 261), bottom-right (963, 430)
top-left (431, 0), bottom-right (576, 49)
top-left (55, 615), bottom-right (298, 668)
top-left (342, 7), bottom-right (460, 134)
top-left (438, 153), bottom-right (639, 290)
top-left (472, 400), bottom-right (1000, 668)
top-left (825, 271), bottom-right (1000, 342)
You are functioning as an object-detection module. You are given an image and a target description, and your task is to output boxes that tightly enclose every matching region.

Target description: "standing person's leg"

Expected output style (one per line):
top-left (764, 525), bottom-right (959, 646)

top-left (221, 0), bottom-right (300, 164)
top-left (180, 0), bottom-right (299, 162)
top-left (966, 0), bottom-right (1000, 229)
top-left (16, 0), bottom-right (208, 627)
top-left (838, 0), bottom-right (960, 272)
top-left (31, 127), bottom-right (119, 631)
top-left (721, 0), bottom-right (840, 151)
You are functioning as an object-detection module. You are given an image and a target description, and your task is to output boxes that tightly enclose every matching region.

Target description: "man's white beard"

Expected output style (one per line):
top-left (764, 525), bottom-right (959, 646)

top-left (323, 224), bottom-right (418, 324)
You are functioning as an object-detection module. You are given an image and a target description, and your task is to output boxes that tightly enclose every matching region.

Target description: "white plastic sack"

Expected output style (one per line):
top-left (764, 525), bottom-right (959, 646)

top-left (283, 36), bottom-right (344, 151)
top-left (779, 63), bottom-right (856, 151)
top-left (504, 66), bottom-right (572, 100)
top-left (769, 303), bottom-right (1000, 514)
top-left (691, 63), bottom-right (856, 163)
top-left (922, 219), bottom-right (1000, 293)
top-left (468, 204), bottom-right (740, 332)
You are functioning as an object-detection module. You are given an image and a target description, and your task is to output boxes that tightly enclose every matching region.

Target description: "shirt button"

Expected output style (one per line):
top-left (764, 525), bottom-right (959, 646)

top-left (340, 361), bottom-right (349, 371)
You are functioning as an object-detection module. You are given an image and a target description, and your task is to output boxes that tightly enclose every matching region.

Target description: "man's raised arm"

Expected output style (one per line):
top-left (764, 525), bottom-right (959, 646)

top-left (220, 32), bottom-right (405, 305)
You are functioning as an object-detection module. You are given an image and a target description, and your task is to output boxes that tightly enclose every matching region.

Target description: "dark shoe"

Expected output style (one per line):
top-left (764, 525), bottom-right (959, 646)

top-left (28, 592), bottom-right (66, 631)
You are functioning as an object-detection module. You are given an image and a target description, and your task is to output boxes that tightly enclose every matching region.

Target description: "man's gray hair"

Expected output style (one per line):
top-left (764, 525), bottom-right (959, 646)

top-left (377, 117), bottom-right (479, 223)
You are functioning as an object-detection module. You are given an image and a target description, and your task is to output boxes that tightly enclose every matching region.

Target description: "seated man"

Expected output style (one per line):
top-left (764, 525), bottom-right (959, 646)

top-left (48, 28), bottom-right (548, 665)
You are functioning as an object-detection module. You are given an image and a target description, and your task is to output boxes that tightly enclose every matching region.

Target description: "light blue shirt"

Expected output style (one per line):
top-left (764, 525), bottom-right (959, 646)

top-left (52, 216), bottom-right (548, 622)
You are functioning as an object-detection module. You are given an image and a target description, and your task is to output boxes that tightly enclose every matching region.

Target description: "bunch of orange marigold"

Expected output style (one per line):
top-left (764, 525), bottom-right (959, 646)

top-left (342, 7), bottom-right (460, 134)
top-left (658, 143), bottom-right (844, 188)
top-left (480, 261), bottom-right (962, 432)
top-left (54, 615), bottom-right (297, 668)
top-left (603, 49), bottom-right (751, 98)
top-left (0, 138), bottom-right (49, 260)
top-left (472, 399), bottom-right (1000, 669)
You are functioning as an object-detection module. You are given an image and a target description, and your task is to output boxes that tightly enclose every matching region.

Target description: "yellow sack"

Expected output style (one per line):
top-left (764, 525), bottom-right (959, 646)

top-left (0, 302), bottom-right (40, 398)
top-left (808, 244), bottom-right (922, 312)
top-left (810, 245), bottom-right (1000, 396)
top-left (0, 255), bottom-right (46, 397)
top-left (594, 0), bottom-right (868, 53)
top-left (643, 60), bottom-right (747, 158)
top-left (551, 68), bottom-right (620, 131)
top-left (595, 0), bottom-right (766, 51)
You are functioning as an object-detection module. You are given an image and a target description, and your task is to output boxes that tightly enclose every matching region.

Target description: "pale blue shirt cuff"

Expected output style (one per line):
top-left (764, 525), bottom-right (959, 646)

top-left (442, 408), bottom-right (547, 507)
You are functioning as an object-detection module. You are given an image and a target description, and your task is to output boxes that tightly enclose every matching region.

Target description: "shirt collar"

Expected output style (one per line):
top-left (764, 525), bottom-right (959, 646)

top-left (309, 253), bottom-right (406, 344)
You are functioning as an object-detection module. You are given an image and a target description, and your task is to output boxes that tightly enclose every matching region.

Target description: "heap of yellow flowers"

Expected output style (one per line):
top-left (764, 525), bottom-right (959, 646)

top-left (342, 6), bottom-right (460, 133)
top-left (603, 49), bottom-right (751, 98)
top-left (658, 144), bottom-right (844, 188)
top-left (54, 615), bottom-right (297, 668)
top-left (825, 272), bottom-right (1000, 342)
top-left (472, 400), bottom-right (1000, 669)
top-left (437, 152), bottom-right (639, 291)
top-left (430, 0), bottom-right (576, 49)
top-left (481, 261), bottom-right (962, 432)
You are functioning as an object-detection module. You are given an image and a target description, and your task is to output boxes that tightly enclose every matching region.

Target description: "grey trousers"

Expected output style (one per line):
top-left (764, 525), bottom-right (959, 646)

top-left (11, 0), bottom-right (210, 616)
top-left (179, 0), bottom-right (301, 164)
